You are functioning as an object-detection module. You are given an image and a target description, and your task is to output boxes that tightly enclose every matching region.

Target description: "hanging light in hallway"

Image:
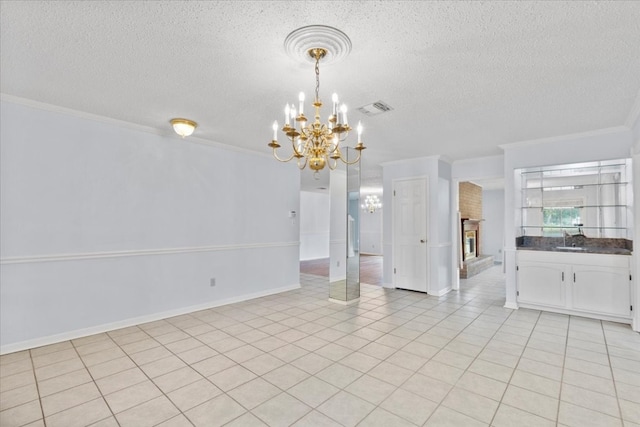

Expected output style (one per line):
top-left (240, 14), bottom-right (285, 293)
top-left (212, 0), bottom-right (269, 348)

top-left (362, 194), bottom-right (382, 213)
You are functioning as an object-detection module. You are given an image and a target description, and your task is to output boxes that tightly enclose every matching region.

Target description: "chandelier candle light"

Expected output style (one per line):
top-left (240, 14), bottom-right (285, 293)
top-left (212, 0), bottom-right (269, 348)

top-left (269, 47), bottom-right (365, 174)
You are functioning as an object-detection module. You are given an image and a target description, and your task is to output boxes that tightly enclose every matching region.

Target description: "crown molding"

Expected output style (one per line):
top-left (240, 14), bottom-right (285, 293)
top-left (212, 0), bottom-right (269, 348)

top-left (498, 126), bottom-right (630, 151)
top-left (1, 93), bottom-right (162, 135)
top-left (380, 154), bottom-right (446, 168)
top-left (452, 154), bottom-right (504, 165)
top-left (0, 93), bottom-right (275, 160)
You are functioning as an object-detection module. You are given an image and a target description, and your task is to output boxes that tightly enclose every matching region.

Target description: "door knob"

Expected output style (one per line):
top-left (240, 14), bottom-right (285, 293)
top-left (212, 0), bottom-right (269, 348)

top-left (420, 239), bottom-right (426, 243)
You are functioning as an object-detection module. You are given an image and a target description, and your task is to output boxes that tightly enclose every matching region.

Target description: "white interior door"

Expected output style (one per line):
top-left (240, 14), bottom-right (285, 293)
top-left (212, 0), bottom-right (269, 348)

top-left (393, 178), bottom-right (428, 292)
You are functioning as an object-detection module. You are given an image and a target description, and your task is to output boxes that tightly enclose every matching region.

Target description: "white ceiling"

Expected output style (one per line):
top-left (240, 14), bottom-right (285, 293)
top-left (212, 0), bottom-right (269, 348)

top-left (2, 1), bottom-right (640, 191)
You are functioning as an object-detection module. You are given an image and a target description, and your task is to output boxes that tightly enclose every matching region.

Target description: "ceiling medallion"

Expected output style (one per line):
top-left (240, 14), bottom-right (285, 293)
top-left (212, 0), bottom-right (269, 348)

top-left (284, 25), bottom-right (352, 65)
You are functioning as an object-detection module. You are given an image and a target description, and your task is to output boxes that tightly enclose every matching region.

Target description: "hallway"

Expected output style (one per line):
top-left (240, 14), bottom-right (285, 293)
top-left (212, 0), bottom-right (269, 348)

top-left (300, 255), bottom-right (384, 286)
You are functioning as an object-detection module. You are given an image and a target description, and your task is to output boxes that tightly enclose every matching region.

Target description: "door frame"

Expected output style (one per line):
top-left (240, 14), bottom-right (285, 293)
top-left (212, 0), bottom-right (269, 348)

top-left (392, 176), bottom-right (429, 292)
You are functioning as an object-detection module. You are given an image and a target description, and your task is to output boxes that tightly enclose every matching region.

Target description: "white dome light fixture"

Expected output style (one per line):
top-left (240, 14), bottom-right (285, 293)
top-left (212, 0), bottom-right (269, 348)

top-left (170, 118), bottom-right (197, 138)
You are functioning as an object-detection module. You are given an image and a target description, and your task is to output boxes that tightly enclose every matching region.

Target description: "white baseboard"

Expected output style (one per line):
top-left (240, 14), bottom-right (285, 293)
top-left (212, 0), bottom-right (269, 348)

top-left (504, 301), bottom-right (519, 310)
top-left (517, 302), bottom-right (632, 325)
top-left (1, 283), bottom-right (300, 355)
top-left (328, 297), bottom-right (360, 305)
top-left (431, 286), bottom-right (452, 297)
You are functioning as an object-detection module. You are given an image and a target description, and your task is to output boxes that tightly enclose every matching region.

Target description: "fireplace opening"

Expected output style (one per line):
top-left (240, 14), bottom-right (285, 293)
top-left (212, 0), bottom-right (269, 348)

top-left (465, 230), bottom-right (477, 260)
top-left (461, 218), bottom-right (480, 262)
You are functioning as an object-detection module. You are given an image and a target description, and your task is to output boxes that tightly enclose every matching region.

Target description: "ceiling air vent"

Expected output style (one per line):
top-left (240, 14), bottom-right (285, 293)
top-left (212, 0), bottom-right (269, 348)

top-left (356, 101), bottom-right (393, 117)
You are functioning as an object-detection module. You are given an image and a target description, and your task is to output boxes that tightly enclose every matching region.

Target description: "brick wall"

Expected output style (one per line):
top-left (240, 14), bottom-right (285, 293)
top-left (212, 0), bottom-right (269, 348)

top-left (460, 181), bottom-right (483, 258)
top-left (459, 181), bottom-right (482, 219)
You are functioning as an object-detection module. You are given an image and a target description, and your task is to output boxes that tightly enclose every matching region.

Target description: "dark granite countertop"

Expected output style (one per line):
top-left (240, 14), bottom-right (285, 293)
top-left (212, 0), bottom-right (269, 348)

top-left (516, 236), bottom-right (632, 256)
top-left (517, 246), bottom-right (632, 255)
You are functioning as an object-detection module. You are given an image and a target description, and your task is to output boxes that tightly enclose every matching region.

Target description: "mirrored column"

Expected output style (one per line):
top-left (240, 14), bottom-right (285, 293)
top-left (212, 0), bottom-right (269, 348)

top-left (329, 147), bottom-right (360, 302)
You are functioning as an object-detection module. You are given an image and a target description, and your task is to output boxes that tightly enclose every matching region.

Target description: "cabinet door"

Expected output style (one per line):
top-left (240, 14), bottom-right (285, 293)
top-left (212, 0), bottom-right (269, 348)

top-left (572, 266), bottom-right (631, 317)
top-left (517, 262), bottom-right (566, 308)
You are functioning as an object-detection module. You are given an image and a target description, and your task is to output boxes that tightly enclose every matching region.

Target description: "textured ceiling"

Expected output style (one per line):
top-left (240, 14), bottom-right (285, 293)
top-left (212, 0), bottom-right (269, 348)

top-left (2, 1), bottom-right (640, 190)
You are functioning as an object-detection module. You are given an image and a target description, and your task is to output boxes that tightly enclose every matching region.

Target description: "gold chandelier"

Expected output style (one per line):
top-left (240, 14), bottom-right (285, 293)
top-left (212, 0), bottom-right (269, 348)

top-left (269, 47), bottom-right (365, 174)
top-left (362, 194), bottom-right (382, 213)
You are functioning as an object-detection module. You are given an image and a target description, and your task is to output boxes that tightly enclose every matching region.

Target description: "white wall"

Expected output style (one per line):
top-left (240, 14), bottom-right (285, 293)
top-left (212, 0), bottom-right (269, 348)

top-left (630, 98), bottom-right (640, 332)
top-left (452, 155), bottom-right (504, 181)
top-left (482, 189), bottom-right (505, 262)
top-left (360, 199), bottom-right (383, 255)
top-left (0, 100), bottom-right (301, 353)
top-left (437, 171), bottom-right (452, 292)
top-left (299, 191), bottom-right (330, 260)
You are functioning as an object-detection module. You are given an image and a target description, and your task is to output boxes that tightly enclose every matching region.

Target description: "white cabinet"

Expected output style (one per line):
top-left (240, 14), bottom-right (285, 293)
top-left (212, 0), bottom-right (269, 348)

top-left (572, 265), bottom-right (631, 317)
top-left (517, 262), bottom-right (566, 308)
top-left (517, 251), bottom-right (631, 321)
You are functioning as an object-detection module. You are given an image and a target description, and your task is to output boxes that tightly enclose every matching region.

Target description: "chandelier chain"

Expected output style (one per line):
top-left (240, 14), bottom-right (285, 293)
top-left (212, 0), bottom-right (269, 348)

top-left (315, 54), bottom-right (320, 102)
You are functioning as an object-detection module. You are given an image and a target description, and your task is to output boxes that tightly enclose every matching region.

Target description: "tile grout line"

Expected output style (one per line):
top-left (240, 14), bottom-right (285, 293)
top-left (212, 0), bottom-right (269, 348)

top-left (600, 320), bottom-right (625, 422)
top-left (251, 278), bottom-right (468, 426)
top-left (78, 327), bottom-right (183, 426)
top-left (420, 308), bottom-right (507, 424)
top-left (485, 309), bottom-right (543, 427)
top-left (559, 319), bottom-right (628, 422)
top-left (27, 348), bottom-right (47, 427)
top-left (121, 317), bottom-right (251, 426)
top-left (553, 314), bottom-right (571, 425)
top-left (70, 335), bottom-right (123, 427)
top-left (389, 285), bottom-right (520, 425)
top-left (140, 293), bottom-right (362, 426)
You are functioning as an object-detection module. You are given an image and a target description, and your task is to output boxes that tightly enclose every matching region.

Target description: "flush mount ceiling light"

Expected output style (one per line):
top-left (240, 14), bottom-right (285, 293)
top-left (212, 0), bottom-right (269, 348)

top-left (170, 118), bottom-right (197, 138)
top-left (268, 25), bottom-right (365, 175)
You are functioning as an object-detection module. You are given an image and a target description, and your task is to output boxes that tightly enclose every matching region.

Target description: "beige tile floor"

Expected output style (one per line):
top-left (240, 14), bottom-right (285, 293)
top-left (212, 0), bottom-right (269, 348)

top-left (1, 266), bottom-right (639, 427)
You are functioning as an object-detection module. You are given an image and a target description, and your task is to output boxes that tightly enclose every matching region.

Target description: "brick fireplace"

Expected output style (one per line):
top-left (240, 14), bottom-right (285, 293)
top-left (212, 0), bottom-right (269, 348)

top-left (459, 182), bottom-right (493, 278)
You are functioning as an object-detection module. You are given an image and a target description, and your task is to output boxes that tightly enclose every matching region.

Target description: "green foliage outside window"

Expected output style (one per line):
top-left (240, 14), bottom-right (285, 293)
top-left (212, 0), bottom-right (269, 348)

top-left (542, 207), bottom-right (581, 236)
top-left (542, 207), bottom-right (581, 227)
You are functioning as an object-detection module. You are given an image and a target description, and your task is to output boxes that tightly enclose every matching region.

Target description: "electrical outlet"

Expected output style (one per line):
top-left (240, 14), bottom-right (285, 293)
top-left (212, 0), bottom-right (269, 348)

top-left (210, 278), bottom-right (216, 287)
top-left (337, 261), bottom-right (340, 267)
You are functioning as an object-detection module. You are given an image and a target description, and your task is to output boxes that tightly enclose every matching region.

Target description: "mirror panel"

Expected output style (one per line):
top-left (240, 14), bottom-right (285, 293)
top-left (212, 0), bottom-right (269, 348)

top-left (329, 148), bottom-right (360, 302)
top-left (518, 159), bottom-right (631, 239)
